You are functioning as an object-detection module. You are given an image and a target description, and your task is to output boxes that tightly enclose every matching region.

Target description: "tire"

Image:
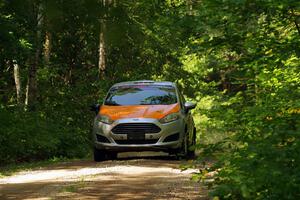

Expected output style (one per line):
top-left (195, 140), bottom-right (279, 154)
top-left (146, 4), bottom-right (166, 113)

top-left (175, 133), bottom-right (188, 160)
top-left (187, 128), bottom-right (196, 158)
top-left (107, 152), bottom-right (118, 160)
top-left (94, 148), bottom-right (118, 162)
top-left (93, 147), bottom-right (107, 162)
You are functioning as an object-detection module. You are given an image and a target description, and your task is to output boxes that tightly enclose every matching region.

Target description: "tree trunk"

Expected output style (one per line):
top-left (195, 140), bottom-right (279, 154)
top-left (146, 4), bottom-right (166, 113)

top-left (98, 18), bottom-right (106, 79)
top-left (98, 0), bottom-right (114, 79)
top-left (13, 60), bottom-right (22, 104)
top-left (186, 0), bottom-right (193, 16)
top-left (25, 3), bottom-right (43, 110)
top-left (44, 31), bottom-right (51, 64)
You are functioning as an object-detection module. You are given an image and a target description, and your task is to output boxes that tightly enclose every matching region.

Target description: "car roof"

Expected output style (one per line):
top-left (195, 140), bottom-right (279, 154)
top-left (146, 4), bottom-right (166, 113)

top-left (112, 80), bottom-right (176, 87)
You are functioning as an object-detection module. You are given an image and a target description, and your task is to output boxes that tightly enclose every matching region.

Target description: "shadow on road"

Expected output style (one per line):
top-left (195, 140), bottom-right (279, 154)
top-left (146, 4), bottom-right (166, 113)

top-left (0, 152), bottom-right (209, 200)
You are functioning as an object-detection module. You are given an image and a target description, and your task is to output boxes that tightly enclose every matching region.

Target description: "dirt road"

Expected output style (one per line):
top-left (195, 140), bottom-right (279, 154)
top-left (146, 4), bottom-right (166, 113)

top-left (0, 152), bottom-right (209, 200)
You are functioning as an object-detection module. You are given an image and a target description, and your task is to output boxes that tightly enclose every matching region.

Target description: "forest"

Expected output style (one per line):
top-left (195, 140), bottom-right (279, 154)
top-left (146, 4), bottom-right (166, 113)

top-left (0, 0), bottom-right (299, 199)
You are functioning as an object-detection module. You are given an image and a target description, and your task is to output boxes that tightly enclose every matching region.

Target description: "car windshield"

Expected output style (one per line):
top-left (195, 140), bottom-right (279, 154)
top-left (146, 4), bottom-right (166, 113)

top-left (104, 85), bottom-right (178, 106)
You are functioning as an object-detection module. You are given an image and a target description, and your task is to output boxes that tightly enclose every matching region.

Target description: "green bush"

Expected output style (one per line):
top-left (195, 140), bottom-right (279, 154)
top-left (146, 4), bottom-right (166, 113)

top-left (0, 105), bottom-right (90, 165)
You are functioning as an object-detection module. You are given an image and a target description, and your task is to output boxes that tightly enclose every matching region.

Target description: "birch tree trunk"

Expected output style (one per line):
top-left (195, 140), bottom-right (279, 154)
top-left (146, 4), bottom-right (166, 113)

top-left (44, 31), bottom-right (51, 64)
top-left (98, 0), bottom-right (114, 79)
top-left (98, 17), bottom-right (106, 78)
top-left (186, 0), bottom-right (193, 16)
top-left (13, 60), bottom-right (22, 104)
top-left (25, 3), bottom-right (43, 109)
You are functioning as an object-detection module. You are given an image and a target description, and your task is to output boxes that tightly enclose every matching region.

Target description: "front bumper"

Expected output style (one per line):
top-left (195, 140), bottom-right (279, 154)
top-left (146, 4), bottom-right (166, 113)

top-left (92, 117), bottom-right (185, 152)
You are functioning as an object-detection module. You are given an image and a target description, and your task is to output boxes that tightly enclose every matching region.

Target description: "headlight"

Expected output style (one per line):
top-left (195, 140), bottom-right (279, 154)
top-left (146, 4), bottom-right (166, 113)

top-left (97, 115), bottom-right (114, 124)
top-left (159, 113), bottom-right (179, 124)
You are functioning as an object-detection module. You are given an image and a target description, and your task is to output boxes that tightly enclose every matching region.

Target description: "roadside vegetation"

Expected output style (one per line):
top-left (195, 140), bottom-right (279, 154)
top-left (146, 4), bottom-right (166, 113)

top-left (0, 0), bottom-right (299, 199)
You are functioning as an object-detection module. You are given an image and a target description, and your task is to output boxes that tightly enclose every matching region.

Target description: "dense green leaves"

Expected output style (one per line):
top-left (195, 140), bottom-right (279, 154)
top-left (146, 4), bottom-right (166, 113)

top-left (187, 0), bottom-right (300, 199)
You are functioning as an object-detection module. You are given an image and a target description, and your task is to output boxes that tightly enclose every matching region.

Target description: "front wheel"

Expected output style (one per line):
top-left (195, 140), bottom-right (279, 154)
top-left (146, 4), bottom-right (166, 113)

top-left (175, 133), bottom-right (188, 159)
top-left (176, 130), bottom-right (196, 159)
top-left (187, 128), bottom-right (196, 158)
top-left (93, 148), bottom-right (118, 162)
top-left (93, 147), bottom-right (106, 162)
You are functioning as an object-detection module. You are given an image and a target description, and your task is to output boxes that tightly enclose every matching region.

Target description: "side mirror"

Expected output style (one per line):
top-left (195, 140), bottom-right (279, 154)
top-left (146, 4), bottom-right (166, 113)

top-left (90, 104), bottom-right (101, 115)
top-left (184, 102), bottom-right (196, 112)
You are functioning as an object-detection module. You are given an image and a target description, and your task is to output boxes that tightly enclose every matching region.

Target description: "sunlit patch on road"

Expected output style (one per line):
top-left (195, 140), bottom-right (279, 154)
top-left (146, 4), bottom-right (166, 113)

top-left (0, 156), bottom-right (208, 200)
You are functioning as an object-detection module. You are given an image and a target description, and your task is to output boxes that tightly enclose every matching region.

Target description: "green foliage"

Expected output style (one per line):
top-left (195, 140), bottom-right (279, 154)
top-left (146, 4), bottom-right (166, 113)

top-left (184, 0), bottom-right (300, 199)
top-left (0, 106), bottom-right (89, 165)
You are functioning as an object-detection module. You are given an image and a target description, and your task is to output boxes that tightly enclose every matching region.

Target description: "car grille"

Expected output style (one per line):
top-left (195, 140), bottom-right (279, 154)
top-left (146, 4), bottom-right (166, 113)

top-left (111, 123), bottom-right (161, 134)
top-left (115, 139), bottom-right (158, 145)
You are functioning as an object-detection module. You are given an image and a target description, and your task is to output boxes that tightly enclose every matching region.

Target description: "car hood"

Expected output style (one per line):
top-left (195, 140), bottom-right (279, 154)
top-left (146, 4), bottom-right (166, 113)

top-left (99, 103), bottom-right (180, 120)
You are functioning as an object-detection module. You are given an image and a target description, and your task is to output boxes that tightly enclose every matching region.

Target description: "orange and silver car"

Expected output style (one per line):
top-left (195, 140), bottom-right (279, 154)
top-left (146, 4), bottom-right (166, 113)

top-left (91, 80), bottom-right (196, 161)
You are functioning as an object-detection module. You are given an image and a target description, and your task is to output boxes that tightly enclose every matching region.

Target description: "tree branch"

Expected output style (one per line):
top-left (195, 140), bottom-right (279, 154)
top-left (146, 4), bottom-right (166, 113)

top-left (294, 20), bottom-right (300, 36)
top-left (290, 8), bottom-right (300, 36)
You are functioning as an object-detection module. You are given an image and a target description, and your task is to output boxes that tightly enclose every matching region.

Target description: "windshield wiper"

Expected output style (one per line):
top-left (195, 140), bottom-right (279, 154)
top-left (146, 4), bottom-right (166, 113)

top-left (105, 101), bottom-right (120, 106)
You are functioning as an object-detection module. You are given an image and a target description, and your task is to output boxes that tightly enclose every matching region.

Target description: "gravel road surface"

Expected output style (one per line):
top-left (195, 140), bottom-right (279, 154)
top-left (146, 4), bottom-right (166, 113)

top-left (0, 152), bottom-right (209, 200)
